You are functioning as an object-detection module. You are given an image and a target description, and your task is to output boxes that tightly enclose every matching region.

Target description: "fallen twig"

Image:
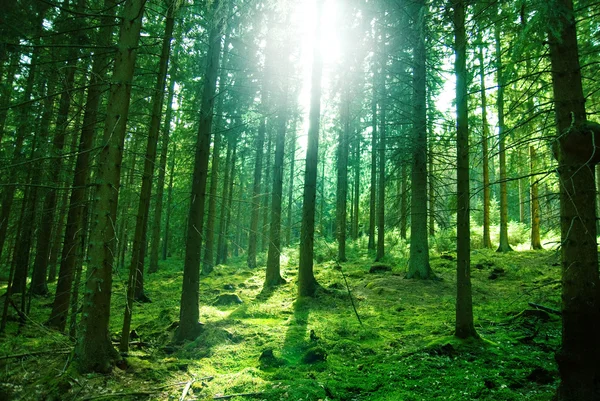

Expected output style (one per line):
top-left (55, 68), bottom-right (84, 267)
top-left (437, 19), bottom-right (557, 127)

top-left (213, 392), bottom-right (264, 400)
top-left (528, 302), bottom-right (561, 316)
top-left (80, 391), bottom-right (156, 400)
top-left (179, 379), bottom-right (195, 401)
top-left (0, 349), bottom-right (71, 360)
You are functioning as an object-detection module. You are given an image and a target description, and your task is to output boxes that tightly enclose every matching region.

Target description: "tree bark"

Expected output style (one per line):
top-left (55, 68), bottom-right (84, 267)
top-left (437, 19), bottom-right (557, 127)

top-left (285, 119), bottom-right (297, 246)
top-left (453, 0), bottom-right (477, 339)
top-left (547, 0), bottom-right (600, 398)
top-left (495, 12), bottom-right (513, 253)
top-left (478, 41), bottom-right (493, 249)
top-left (368, 69), bottom-right (377, 251)
top-left (351, 133), bottom-right (360, 240)
top-left (376, 55), bottom-right (386, 262)
top-left (31, 0), bottom-right (86, 296)
top-left (247, 116), bottom-right (266, 268)
top-left (74, 0), bottom-right (146, 373)
top-left (47, 0), bottom-right (116, 331)
top-left (336, 87), bottom-right (350, 262)
top-left (176, 0), bottom-right (223, 342)
top-left (298, 0), bottom-right (324, 298)
top-left (407, 0), bottom-right (432, 279)
top-left (120, 3), bottom-right (175, 353)
top-left (149, 69), bottom-right (176, 274)
top-left (265, 78), bottom-right (288, 288)
top-left (530, 146), bottom-right (542, 249)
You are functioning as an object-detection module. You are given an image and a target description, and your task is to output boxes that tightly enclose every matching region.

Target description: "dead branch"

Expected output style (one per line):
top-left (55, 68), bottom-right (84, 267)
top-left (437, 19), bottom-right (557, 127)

top-left (528, 302), bottom-right (562, 316)
top-left (213, 392), bottom-right (264, 400)
top-left (179, 379), bottom-right (195, 401)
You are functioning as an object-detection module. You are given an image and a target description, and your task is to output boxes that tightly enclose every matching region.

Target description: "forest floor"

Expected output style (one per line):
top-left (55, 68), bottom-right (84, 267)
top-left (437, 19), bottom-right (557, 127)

top-left (0, 239), bottom-right (562, 401)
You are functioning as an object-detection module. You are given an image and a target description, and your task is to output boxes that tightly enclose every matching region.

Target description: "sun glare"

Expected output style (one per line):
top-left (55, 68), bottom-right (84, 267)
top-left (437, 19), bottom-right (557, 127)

top-left (292, 0), bottom-right (343, 153)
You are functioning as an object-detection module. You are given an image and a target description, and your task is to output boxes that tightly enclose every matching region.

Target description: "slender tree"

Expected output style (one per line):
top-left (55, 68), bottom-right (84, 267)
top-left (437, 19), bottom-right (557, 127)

top-left (453, 0), bottom-right (477, 339)
top-left (176, 0), bottom-right (223, 342)
top-left (298, 0), bottom-right (324, 298)
top-left (74, 0), bottom-right (147, 373)
top-left (47, 0), bottom-right (117, 331)
top-left (120, 1), bottom-right (176, 353)
top-left (495, 8), bottom-right (513, 253)
top-left (478, 39), bottom-right (493, 249)
top-left (407, 0), bottom-right (432, 279)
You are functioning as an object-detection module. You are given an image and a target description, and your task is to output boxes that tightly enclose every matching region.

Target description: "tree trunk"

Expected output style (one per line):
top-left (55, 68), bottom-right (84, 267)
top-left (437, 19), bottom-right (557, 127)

top-left (495, 13), bottom-right (512, 253)
top-left (530, 146), bottom-right (542, 249)
top-left (547, 0), bottom-right (600, 398)
top-left (400, 163), bottom-right (408, 239)
top-left (352, 133), bottom-right (360, 240)
top-left (298, 0), bottom-right (324, 298)
top-left (31, 0), bottom-right (86, 296)
top-left (163, 141), bottom-right (176, 261)
top-left (247, 116), bottom-right (266, 268)
top-left (407, 0), bottom-right (432, 279)
top-left (261, 131), bottom-right (272, 252)
top-left (203, 26), bottom-right (231, 274)
top-left (176, 1), bottom-right (223, 342)
top-left (216, 134), bottom-right (233, 265)
top-left (74, 0), bottom-right (146, 373)
top-left (336, 88), bottom-right (350, 262)
top-left (376, 60), bottom-right (386, 262)
top-left (0, 7), bottom-right (46, 263)
top-left (47, 0), bottom-right (116, 331)
top-left (478, 41), bottom-right (493, 249)
top-left (149, 70), bottom-right (176, 274)
top-left (368, 70), bottom-right (377, 251)
top-left (265, 78), bottom-right (289, 288)
top-left (453, 0), bottom-right (477, 339)
top-left (120, 4), bottom-right (175, 353)
top-left (285, 120), bottom-right (297, 246)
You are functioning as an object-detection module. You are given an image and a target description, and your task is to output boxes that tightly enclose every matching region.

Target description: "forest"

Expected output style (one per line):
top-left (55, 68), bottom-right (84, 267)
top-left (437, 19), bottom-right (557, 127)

top-left (0, 0), bottom-right (599, 399)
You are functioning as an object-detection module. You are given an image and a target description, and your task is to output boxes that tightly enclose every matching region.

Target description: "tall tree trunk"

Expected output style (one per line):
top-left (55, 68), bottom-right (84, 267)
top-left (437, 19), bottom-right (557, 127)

top-left (530, 146), bottom-right (542, 249)
top-left (368, 71), bottom-right (377, 251)
top-left (298, 0), bottom-right (324, 298)
top-left (47, 0), bottom-right (116, 331)
top-left (352, 134), bottom-right (360, 240)
top-left (224, 143), bottom-right (238, 262)
top-left (149, 70), bottom-right (176, 274)
top-left (74, 0), bottom-right (146, 373)
top-left (0, 51), bottom-right (18, 144)
top-left (120, 4), bottom-right (175, 353)
top-left (31, 0), bottom-right (86, 296)
top-left (163, 141), bottom-right (176, 261)
top-left (285, 119), bottom-right (297, 246)
top-left (400, 162), bottom-right (408, 239)
top-left (376, 61), bottom-right (386, 262)
top-left (216, 134), bottom-right (233, 265)
top-left (247, 116), bottom-right (266, 268)
top-left (478, 41), bottom-right (492, 249)
top-left (453, 0), bottom-right (477, 339)
top-left (336, 88), bottom-right (350, 262)
top-left (265, 71), bottom-right (289, 287)
top-left (495, 13), bottom-right (512, 253)
top-left (546, 0), bottom-right (600, 398)
top-left (261, 132), bottom-right (272, 252)
top-left (0, 7), bottom-right (47, 263)
top-left (407, 0), bottom-right (432, 279)
top-left (203, 26), bottom-right (231, 274)
top-left (176, 1), bottom-right (223, 342)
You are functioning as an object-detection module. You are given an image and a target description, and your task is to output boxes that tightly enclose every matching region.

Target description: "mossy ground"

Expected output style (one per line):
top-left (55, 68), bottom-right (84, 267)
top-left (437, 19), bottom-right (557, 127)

top-left (0, 241), bottom-right (562, 400)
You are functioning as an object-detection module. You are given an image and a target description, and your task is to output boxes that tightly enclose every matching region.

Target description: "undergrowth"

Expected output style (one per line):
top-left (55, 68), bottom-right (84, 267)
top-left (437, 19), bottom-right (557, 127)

top-left (0, 242), bottom-right (562, 400)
